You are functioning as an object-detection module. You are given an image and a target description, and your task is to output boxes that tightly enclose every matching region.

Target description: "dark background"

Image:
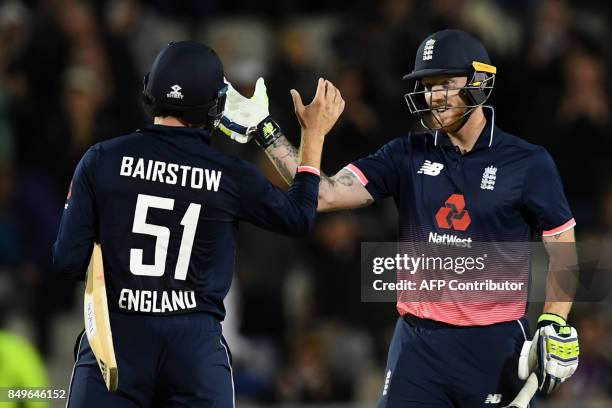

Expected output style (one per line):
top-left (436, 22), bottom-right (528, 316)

top-left (1, 0), bottom-right (611, 406)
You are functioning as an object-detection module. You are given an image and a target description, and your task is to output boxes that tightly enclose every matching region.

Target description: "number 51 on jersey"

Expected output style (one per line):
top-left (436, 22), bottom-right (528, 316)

top-left (130, 194), bottom-right (202, 280)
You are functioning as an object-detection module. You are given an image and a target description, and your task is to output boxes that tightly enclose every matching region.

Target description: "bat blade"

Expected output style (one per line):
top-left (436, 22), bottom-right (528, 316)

top-left (84, 243), bottom-right (118, 391)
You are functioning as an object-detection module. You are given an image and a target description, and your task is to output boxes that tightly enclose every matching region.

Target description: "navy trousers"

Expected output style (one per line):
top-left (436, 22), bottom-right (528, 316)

top-left (67, 312), bottom-right (234, 408)
top-left (378, 315), bottom-right (532, 408)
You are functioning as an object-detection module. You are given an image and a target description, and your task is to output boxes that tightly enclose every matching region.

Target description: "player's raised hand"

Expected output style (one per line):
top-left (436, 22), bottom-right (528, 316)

top-left (290, 78), bottom-right (345, 141)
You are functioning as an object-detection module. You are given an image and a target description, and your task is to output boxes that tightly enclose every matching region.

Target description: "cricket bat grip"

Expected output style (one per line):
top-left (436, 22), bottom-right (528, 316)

top-left (503, 372), bottom-right (538, 408)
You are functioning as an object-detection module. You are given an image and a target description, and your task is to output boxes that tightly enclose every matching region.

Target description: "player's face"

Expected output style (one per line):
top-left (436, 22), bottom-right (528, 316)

top-left (421, 75), bottom-right (469, 131)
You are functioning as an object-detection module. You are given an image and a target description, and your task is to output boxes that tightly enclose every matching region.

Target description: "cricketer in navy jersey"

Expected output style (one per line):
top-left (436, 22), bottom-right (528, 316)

top-left (223, 29), bottom-right (580, 407)
top-left (54, 125), bottom-right (321, 320)
top-left (348, 105), bottom-right (575, 326)
top-left (52, 41), bottom-right (346, 408)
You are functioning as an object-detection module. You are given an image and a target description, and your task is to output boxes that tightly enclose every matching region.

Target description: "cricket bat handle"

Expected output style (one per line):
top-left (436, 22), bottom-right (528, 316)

top-left (503, 372), bottom-right (538, 408)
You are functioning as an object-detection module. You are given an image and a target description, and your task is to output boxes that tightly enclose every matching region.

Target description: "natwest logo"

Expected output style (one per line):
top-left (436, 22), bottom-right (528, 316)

top-left (435, 194), bottom-right (471, 231)
top-left (428, 232), bottom-right (472, 248)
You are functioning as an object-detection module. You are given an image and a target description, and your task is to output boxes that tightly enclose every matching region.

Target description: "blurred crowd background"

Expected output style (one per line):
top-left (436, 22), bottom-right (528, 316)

top-left (1, 0), bottom-right (612, 406)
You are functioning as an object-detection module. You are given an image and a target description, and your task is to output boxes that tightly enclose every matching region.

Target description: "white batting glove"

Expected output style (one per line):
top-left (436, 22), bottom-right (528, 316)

top-left (219, 77), bottom-right (270, 144)
top-left (518, 314), bottom-right (579, 395)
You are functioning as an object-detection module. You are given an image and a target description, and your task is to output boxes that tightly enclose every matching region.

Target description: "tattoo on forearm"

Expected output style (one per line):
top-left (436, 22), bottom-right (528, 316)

top-left (265, 136), bottom-right (374, 209)
top-left (269, 154), bottom-right (294, 183)
top-left (337, 173), bottom-right (354, 187)
top-left (323, 169), bottom-right (353, 189)
top-left (321, 169), bottom-right (373, 208)
top-left (321, 175), bottom-right (334, 187)
top-left (265, 134), bottom-right (300, 184)
top-left (270, 135), bottom-right (298, 160)
top-left (317, 175), bottom-right (333, 205)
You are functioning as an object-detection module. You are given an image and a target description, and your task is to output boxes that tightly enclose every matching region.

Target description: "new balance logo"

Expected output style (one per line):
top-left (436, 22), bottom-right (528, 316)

top-left (262, 122), bottom-right (276, 139)
top-left (418, 160), bottom-right (444, 176)
top-left (484, 394), bottom-right (502, 404)
top-left (382, 370), bottom-right (391, 396)
top-left (480, 165), bottom-right (497, 190)
top-left (423, 39), bottom-right (436, 61)
top-left (167, 85), bottom-right (184, 99)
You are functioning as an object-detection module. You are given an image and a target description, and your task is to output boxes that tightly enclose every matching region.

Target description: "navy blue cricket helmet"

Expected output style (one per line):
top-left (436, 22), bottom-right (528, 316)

top-left (142, 41), bottom-right (228, 128)
top-left (403, 29), bottom-right (497, 130)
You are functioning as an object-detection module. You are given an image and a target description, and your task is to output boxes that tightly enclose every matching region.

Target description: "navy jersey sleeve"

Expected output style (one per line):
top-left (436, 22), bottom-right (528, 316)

top-left (349, 137), bottom-right (404, 201)
top-left (52, 145), bottom-right (100, 280)
top-left (237, 163), bottom-right (319, 236)
top-left (522, 147), bottom-right (575, 236)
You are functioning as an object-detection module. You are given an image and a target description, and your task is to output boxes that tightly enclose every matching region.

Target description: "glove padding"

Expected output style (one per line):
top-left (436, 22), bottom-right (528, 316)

top-left (219, 77), bottom-right (270, 143)
top-left (518, 314), bottom-right (579, 395)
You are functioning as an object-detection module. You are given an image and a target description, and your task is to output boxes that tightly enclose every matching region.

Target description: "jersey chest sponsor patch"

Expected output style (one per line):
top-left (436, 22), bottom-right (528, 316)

top-left (408, 153), bottom-right (527, 240)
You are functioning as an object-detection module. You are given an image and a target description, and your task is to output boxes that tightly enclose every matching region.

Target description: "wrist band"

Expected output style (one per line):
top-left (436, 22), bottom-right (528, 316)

top-left (297, 165), bottom-right (321, 177)
top-left (253, 116), bottom-right (282, 149)
top-left (537, 313), bottom-right (567, 329)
